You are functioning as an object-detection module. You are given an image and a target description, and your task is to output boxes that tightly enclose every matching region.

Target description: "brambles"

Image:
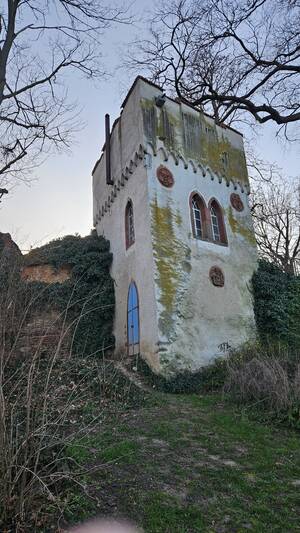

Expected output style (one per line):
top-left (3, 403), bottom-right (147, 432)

top-left (0, 233), bottom-right (118, 530)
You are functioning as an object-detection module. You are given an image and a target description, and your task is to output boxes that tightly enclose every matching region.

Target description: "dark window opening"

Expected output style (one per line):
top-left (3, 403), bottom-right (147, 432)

top-left (125, 200), bottom-right (135, 249)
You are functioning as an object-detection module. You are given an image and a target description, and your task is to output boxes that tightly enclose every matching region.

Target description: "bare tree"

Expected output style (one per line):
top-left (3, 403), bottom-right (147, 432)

top-left (0, 0), bottom-right (130, 188)
top-left (245, 144), bottom-right (284, 185)
top-left (128, 0), bottom-right (300, 136)
top-left (251, 176), bottom-right (300, 275)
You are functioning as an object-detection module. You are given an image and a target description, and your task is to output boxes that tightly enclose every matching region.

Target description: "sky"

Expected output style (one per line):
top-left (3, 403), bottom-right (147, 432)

top-left (1, 0), bottom-right (299, 252)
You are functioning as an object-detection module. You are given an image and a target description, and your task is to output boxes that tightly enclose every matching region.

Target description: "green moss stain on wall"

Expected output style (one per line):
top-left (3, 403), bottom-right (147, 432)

top-left (182, 113), bottom-right (202, 156)
top-left (183, 114), bottom-right (248, 185)
top-left (227, 206), bottom-right (257, 246)
top-left (141, 98), bottom-right (157, 149)
top-left (200, 126), bottom-right (248, 185)
top-left (151, 196), bottom-right (191, 338)
top-left (140, 99), bottom-right (249, 185)
top-left (157, 108), bottom-right (180, 151)
top-left (175, 208), bottom-right (182, 227)
top-left (141, 98), bottom-right (181, 152)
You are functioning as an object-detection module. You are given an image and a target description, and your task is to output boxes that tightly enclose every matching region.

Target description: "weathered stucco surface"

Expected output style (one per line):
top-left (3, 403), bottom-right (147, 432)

top-left (95, 162), bottom-right (160, 370)
top-left (148, 152), bottom-right (257, 375)
top-left (140, 82), bottom-right (249, 188)
top-left (93, 76), bottom-right (257, 377)
top-left (93, 80), bottom-right (160, 371)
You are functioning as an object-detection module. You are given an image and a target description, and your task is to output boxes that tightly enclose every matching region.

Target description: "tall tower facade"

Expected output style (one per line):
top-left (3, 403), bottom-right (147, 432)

top-left (93, 77), bottom-right (257, 376)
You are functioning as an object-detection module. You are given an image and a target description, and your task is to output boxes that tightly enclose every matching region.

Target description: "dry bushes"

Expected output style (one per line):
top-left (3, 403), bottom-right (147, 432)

top-left (0, 256), bottom-right (138, 531)
top-left (224, 344), bottom-right (300, 426)
top-left (0, 306), bottom-right (101, 528)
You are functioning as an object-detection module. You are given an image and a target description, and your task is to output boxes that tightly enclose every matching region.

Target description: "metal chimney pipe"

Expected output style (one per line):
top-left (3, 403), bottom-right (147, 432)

top-left (105, 113), bottom-right (113, 185)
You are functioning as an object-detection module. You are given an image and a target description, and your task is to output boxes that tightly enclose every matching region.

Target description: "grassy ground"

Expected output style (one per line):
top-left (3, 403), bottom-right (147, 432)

top-left (61, 393), bottom-right (300, 533)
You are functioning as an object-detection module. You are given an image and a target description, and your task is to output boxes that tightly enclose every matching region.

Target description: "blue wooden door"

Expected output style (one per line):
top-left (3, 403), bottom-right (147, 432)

top-left (127, 282), bottom-right (140, 356)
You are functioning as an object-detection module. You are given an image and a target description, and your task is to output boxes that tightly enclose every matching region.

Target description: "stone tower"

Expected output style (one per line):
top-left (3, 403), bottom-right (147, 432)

top-left (92, 77), bottom-right (257, 377)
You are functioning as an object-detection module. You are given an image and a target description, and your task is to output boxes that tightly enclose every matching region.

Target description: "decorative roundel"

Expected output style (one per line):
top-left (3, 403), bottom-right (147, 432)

top-left (156, 165), bottom-right (174, 188)
top-left (209, 266), bottom-right (225, 287)
top-left (230, 193), bottom-right (244, 212)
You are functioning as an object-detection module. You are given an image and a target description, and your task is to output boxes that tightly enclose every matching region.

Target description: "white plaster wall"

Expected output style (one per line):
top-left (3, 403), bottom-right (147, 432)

top-left (95, 161), bottom-right (159, 371)
top-left (93, 78), bottom-right (160, 369)
top-left (147, 150), bottom-right (257, 375)
top-left (93, 78), bottom-right (145, 227)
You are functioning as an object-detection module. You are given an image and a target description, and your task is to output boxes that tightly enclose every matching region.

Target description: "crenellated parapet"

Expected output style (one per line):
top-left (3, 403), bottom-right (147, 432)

top-left (93, 140), bottom-right (249, 227)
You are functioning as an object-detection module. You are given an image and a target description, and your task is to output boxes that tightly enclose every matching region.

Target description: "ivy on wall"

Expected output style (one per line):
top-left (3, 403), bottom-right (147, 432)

top-left (23, 232), bottom-right (115, 356)
top-left (252, 260), bottom-right (300, 349)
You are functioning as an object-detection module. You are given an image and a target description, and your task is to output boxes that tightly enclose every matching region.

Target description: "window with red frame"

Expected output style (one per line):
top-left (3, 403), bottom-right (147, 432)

top-left (125, 200), bottom-right (135, 249)
top-left (209, 199), bottom-right (227, 245)
top-left (190, 193), bottom-right (207, 239)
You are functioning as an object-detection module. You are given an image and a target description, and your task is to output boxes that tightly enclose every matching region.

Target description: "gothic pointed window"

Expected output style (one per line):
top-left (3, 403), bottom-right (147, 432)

top-left (209, 199), bottom-right (227, 245)
top-left (125, 200), bottom-right (135, 249)
top-left (190, 193), bottom-right (207, 239)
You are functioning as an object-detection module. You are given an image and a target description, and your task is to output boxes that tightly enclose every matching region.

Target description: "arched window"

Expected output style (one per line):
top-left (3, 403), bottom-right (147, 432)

top-left (210, 204), bottom-right (221, 241)
top-left (125, 200), bottom-right (135, 249)
top-left (209, 199), bottom-right (227, 245)
top-left (190, 193), bottom-right (207, 239)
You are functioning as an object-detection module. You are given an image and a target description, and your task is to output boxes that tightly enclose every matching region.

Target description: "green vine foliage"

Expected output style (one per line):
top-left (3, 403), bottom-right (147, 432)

top-left (252, 260), bottom-right (300, 349)
top-left (288, 275), bottom-right (300, 350)
top-left (23, 232), bottom-right (115, 356)
top-left (137, 355), bottom-right (228, 393)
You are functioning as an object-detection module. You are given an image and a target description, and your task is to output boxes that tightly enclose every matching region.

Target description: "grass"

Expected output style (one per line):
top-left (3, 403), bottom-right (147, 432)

top-left (138, 492), bottom-right (205, 532)
top-left (59, 393), bottom-right (300, 532)
top-left (100, 439), bottom-right (141, 463)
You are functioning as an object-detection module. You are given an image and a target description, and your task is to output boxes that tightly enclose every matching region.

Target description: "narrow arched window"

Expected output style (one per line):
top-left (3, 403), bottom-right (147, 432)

top-left (125, 200), bottom-right (135, 249)
top-left (209, 199), bottom-right (227, 245)
top-left (190, 193), bottom-right (206, 239)
top-left (210, 204), bottom-right (221, 241)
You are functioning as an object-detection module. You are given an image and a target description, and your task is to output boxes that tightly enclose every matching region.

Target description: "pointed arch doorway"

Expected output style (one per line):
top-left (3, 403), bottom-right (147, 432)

top-left (127, 281), bottom-right (140, 357)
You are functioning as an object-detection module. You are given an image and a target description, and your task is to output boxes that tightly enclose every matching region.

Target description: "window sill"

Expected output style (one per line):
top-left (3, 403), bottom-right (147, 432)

top-left (213, 240), bottom-right (228, 247)
top-left (192, 236), bottom-right (228, 247)
top-left (125, 241), bottom-right (135, 252)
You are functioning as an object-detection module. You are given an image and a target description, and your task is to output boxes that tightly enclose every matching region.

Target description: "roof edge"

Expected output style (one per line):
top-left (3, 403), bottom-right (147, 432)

top-left (92, 76), bottom-right (244, 175)
top-left (122, 76), bottom-right (243, 137)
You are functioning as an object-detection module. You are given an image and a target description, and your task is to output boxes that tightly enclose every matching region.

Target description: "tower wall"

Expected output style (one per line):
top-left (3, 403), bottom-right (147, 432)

top-left (147, 151), bottom-right (257, 375)
top-left (95, 163), bottom-right (159, 369)
top-left (93, 80), bottom-right (160, 370)
top-left (93, 76), bottom-right (258, 377)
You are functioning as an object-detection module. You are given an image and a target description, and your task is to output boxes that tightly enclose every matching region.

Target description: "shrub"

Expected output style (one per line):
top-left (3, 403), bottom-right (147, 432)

top-left (224, 343), bottom-right (300, 427)
top-left (252, 260), bottom-right (300, 349)
top-left (0, 255), bottom-right (139, 531)
top-left (23, 232), bottom-right (115, 356)
top-left (137, 355), bottom-right (227, 393)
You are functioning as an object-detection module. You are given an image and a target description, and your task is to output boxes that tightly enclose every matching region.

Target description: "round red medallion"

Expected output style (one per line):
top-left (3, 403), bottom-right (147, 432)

top-left (209, 266), bottom-right (225, 287)
top-left (156, 165), bottom-right (174, 188)
top-left (230, 193), bottom-right (244, 212)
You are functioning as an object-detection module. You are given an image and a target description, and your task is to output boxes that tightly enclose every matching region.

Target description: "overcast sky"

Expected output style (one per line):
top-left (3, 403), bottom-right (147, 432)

top-left (1, 0), bottom-right (299, 252)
